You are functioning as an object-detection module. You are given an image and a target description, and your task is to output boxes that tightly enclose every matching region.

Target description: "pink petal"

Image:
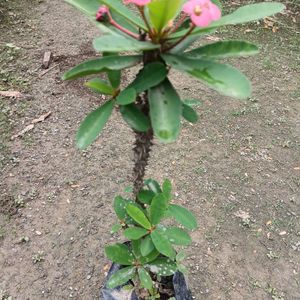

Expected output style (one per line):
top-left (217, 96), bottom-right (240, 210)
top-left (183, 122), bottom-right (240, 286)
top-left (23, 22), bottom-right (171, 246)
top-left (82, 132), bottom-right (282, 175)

top-left (191, 11), bottom-right (212, 27)
top-left (183, 1), bottom-right (196, 14)
top-left (209, 3), bottom-right (221, 21)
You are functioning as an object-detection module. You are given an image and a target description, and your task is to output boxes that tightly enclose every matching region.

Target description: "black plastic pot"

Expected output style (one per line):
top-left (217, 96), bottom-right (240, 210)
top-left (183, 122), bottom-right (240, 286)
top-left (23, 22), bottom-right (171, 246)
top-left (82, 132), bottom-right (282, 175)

top-left (101, 263), bottom-right (193, 300)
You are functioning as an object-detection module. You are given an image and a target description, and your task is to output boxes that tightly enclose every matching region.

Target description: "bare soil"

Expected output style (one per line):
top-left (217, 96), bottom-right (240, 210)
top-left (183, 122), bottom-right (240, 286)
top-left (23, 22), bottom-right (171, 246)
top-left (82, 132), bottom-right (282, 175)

top-left (0, 0), bottom-right (299, 299)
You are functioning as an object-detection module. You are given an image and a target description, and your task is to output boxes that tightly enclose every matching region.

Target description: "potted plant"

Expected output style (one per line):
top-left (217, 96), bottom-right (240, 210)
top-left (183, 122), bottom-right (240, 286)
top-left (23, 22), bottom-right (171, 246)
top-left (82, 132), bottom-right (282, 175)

top-left (62, 0), bottom-right (284, 299)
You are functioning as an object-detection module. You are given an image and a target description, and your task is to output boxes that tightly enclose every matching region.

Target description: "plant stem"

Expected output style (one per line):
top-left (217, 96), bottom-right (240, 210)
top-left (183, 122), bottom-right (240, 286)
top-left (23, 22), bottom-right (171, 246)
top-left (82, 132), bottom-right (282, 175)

top-left (132, 124), bottom-right (153, 197)
top-left (163, 24), bottom-right (195, 52)
top-left (170, 13), bottom-right (188, 34)
top-left (132, 50), bottom-right (159, 199)
top-left (137, 6), bottom-right (153, 40)
top-left (107, 11), bottom-right (139, 39)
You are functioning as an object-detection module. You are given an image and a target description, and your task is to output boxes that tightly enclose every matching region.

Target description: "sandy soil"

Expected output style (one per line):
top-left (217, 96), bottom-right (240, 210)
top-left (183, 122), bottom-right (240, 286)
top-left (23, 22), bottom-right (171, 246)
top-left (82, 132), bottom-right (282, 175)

top-left (0, 0), bottom-right (299, 299)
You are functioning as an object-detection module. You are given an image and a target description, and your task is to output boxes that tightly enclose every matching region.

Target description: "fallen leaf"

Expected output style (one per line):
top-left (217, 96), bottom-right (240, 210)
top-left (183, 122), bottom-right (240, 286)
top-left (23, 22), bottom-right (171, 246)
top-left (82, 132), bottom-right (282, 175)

top-left (234, 209), bottom-right (250, 220)
top-left (32, 111), bottom-right (51, 124)
top-left (103, 264), bottom-right (110, 272)
top-left (11, 124), bottom-right (34, 140)
top-left (266, 220), bottom-right (272, 226)
top-left (70, 184), bottom-right (80, 189)
top-left (207, 247), bottom-right (213, 256)
top-left (11, 111), bottom-right (51, 140)
top-left (0, 90), bottom-right (23, 98)
top-left (279, 231), bottom-right (287, 236)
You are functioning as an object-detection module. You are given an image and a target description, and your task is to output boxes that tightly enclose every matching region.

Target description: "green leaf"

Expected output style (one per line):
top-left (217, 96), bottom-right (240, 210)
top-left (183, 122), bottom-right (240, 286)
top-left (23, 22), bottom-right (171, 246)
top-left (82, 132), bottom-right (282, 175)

top-left (149, 78), bottom-right (182, 142)
top-left (176, 251), bottom-right (186, 262)
top-left (168, 204), bottom-right (197, 230)
top-left (144, 179), bottom-right (162, 194)
top-left (182, 99), bottom-right (202, 107)
top-left (124, 227), bottom-right (149, 240)
top-left (103, 52), bottom-right (121, 89)
top-left (162, 179), bottom-right (172, 200)
top-left (137, 190), bottom-right (156, 205)
top-left (116, 88), bottom-right (137, 105)
top-left (148, 0), bottom-right (185, 32)
top-left (63, 0), bottom-right (116, 34)
top-left (211, 0), bottom-right (222, 9)
top-left (165, 227), bottom-right (192, 246)
top-left (177, 264), bottom-right (187, 274)
top-left (124, 186), bottom-right (133, 193)
top-left (120, 104), bottom-right (151, 132)
top-left (105, 243), bottom-right (134, 265)
top-left (170, 2), bottom-right (285, 39)
top-left (131, 239), bottom-right (142, 258)
top-left (93, 34), bottom-right (159, 53)
top-left (101, 0), bottom-right (147, 31)
top-left (146, 258), bottom-right (177, 276)
top-left (114, 196), bottom-right (127, 220)
top-left (141, 235), bottom-right (155, 256)
top-left (111, 223), bottom-right (122, 234)
top-left (76, 100), bottom-right (114, 150)
top-left (140, 249), bottom-right (160, 264)
top-left (150, 193), bottom-right (169, 225)
top-left (138, 268), bottom-right (153, 290)
top-left (126, 204), bottom-right (152, 230)
top-left (182, 103), bottom-right (198, 123)
top-left (214, 2), bottom-right (285, 27)
top-left (129, 62), bottom-right (168, 93)
top-left (106, 266), bottom-right (136, 289)
top-left (64, 0), bottom-right (100, 16)
top-left (186, 40), bottom-right (259, 59)
top-left (85, 78), bottom-right (114, 95)
top-left (162, 54), bottom-right (251, 99)
top-left (63, 55), bottom-right (141, 80)
top-left (133, 239), bottom-right (159, 263)
top-left (151, 228), bottom-right (176, 258)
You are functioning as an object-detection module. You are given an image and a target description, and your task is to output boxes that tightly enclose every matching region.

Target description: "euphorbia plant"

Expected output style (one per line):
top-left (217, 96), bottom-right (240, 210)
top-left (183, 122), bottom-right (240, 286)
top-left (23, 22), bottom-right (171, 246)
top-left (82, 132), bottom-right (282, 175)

top-left (63, 0), bottom-right (284, 298)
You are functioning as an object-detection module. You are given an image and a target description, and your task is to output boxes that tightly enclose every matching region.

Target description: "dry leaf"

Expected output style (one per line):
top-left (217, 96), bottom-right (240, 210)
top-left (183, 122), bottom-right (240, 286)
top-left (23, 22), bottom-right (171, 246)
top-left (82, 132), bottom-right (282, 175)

top-left (11, 111), bottom-right (51, 140)
top-left (11, 124), bottom-right (34, 140)
top-left (0, 90), bottom-right (23, 98)
top-left (70, 184), bottom-right (80, 189)
top-left (279, 231), bottom-right (287, 236)
top-left (103, 264), bottom-right (110, 272)
top-left (32, 111), bottom-right (51, 124)
top-left (234, 209), bottom-right (250, 220)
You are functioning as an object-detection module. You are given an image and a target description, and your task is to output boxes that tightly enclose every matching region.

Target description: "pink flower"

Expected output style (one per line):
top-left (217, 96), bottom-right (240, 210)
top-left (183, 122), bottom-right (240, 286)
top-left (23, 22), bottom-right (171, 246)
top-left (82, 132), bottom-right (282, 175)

top-left (183, 0), bottom-right (221, 27)
top-left (123, 0), bottom-right (151, 6)
top-left (96, 5), bottom-right (109, 22)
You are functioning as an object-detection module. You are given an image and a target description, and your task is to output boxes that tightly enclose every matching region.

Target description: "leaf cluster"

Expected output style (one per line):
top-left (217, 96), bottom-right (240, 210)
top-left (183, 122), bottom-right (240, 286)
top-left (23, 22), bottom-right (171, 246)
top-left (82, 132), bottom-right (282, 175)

top-left (106, 179), bottom-right (196, 290)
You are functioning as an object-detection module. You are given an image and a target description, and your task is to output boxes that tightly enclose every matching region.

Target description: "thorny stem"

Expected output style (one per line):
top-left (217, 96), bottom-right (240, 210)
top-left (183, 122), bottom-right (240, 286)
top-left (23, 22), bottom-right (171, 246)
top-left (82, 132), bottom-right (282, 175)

top-left (163, 24), bottom-right (196, 52)
top-left (132, 49), bottom-right (159, 200)
top-left (107, 11), bottom-right (140, 39)
top-left (170, 13), bottom-right (188, 34)
top-left (132, 123), bottom-right (153, 198)
top-left (137, 6), bottom-right (154, 40)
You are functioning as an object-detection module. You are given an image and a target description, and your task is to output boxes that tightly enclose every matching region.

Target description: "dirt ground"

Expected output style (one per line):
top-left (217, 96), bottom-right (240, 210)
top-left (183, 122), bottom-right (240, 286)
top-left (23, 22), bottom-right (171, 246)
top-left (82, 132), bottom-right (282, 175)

top-left (0, 0), bottom-right (299, 299)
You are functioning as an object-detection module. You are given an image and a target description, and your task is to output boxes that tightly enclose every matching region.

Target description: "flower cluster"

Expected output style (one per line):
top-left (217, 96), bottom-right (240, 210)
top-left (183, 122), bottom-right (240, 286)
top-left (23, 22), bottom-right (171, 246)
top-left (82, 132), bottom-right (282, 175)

top-left (121, 0), bottom-right (221, 27)
top-left (183, 0), bottom-right (221, 27)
